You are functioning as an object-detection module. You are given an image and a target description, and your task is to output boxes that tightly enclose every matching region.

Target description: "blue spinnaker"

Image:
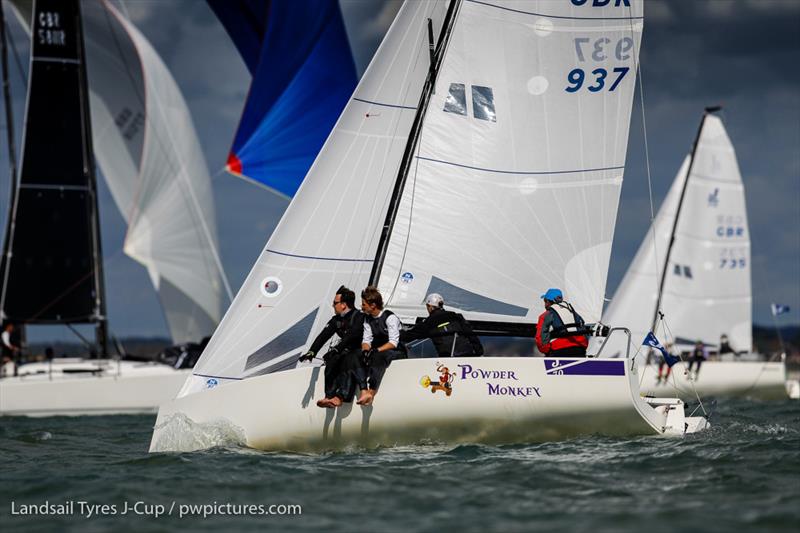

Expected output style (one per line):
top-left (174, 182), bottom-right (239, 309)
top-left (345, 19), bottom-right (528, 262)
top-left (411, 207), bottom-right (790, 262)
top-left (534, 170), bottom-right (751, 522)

top-left (208, 0), bottom-right (358, 197)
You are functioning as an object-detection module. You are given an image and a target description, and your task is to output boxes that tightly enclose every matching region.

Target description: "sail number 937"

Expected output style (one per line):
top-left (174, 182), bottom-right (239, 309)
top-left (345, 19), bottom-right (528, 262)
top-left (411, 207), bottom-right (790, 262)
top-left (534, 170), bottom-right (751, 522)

top-left (565, 67), bottom-right (629, 93)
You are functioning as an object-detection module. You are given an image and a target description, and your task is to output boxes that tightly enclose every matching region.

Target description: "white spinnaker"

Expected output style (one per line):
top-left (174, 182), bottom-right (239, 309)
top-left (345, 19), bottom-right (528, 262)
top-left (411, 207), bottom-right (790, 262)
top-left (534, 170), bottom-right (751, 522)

top-left (379, 0), bottom-right (644, 325)
top-left (181, 1), bottom-right (449, 396)
top-left (8, 0), bottom-right (228, 344)
top-left (602, 114), bottom-right (752, 355)
top-left (85, 1), bottom-right (227, 344)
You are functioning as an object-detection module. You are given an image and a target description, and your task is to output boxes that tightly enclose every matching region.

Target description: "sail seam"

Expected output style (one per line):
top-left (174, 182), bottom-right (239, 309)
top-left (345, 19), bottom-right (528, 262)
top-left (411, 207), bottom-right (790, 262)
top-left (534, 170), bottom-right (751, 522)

top-left (32, 56), bottom-right (81, 64)
top-left (266, 249), bottom-right (372, 262)
top-left (415, 156), bottom-right (625, 175)
top-left (352, 97), bottom-right (416, 110)
top-left (19, 183), bottom-right (90, 191)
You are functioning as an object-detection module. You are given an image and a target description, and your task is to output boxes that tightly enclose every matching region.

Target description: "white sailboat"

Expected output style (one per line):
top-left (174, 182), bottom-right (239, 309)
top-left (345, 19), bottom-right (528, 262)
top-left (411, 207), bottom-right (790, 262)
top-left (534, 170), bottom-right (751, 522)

top-left (0, 0), bottom-right (227, 416)
top-left (150, 0), bottom-right (707, 453)
top-left (600, 108), bottom-right (787, 400)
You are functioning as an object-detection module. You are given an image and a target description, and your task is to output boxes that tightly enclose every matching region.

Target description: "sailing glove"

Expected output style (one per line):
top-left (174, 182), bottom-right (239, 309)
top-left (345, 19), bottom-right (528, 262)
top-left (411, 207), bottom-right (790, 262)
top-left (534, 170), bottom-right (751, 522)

top-left (298, 350), bottom-right (315, 363)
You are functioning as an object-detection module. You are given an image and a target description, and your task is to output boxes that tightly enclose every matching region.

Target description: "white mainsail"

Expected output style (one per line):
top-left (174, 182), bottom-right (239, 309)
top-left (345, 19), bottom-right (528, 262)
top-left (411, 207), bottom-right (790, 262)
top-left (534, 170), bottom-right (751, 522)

top-left (378, 0), bottom-right (644, 325)
top-left (181, 0), bottom-right (644, 396)
top-left (8, 0), bottom-right (229, 344)
top-left (602, 112), bottom-right (752, 354)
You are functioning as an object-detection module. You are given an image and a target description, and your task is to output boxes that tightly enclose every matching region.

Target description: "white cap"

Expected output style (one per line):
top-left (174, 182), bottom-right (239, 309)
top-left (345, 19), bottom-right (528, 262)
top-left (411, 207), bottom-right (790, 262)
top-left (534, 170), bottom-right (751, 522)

top-left (425, 293), bottom-right (444, 307)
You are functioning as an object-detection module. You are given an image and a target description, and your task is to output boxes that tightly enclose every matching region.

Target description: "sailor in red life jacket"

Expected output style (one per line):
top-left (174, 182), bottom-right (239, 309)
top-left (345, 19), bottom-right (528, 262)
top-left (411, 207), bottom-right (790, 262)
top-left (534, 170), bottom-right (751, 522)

top-left (535, 288), bottom-right (589, 357)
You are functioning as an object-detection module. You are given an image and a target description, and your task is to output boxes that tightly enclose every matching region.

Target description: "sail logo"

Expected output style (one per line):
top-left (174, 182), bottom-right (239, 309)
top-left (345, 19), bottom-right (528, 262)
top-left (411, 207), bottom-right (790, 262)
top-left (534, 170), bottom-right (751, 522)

top-left (260, 277), bottom-right (283, 298)
top-left (400, 272), bottom-right (414, 284)
top-left (205, 378), bottom-right (218, 389)
top-left (707, 188), bottom-right (719, 207)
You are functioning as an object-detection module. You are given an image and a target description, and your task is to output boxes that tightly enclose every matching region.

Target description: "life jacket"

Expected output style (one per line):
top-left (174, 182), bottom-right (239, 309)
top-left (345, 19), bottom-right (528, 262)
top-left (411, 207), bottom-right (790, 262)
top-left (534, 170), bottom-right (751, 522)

top-left (427, 308), bottom-right (482, 357)
top-left (366, 310), bottom-right (407, 353)
top-left (333, 309), bottom-right (365, 351)
top-left (548, 302), bottom-right (585, 336)
top-left (544, 301), bottom-right (588, 351)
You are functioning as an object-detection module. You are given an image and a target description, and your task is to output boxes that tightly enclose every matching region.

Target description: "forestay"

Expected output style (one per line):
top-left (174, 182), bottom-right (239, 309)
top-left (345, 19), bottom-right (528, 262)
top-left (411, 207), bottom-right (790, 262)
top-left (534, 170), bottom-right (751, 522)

top-left (602, 113), bottom-right (752, 355)
top-left (378, 0), bottom-right (644, 326)
top-left (182, 1), bottom-right (450, 396)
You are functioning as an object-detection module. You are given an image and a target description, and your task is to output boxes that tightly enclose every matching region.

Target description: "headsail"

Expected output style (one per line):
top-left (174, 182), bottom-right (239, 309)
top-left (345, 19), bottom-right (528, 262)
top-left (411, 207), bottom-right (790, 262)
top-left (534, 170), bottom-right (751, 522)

top-left (602, 111), bottom-right (752, 354)
top-left (6, 0), bottom-right (230, 344)
top-left (182, 0), bottom-right (451, 395)
top-left (209, 0), bottom-right (358, 198)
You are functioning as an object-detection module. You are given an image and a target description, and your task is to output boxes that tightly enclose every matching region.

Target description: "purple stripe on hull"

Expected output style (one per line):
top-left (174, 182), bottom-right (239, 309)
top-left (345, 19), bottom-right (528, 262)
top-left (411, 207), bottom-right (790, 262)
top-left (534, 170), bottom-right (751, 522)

top-left (544, 359), bottom-right (625, 376)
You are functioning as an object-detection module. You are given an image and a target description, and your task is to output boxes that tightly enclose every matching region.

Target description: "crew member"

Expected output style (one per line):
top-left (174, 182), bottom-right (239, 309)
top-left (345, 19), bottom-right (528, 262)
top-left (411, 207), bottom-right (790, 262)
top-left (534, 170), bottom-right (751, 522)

top-left (718, 334), bottom-right (735, 356)
top-left (402, 293), bottom-right (483, 357)
top-left (1, 323), bottom-right (20, 377)
top-left (534, 288), bottom-right (588, 357)
top-left (687, 340), bottom-right (706, 379)
top-left (299, 286), bottom-right (365, 408)
top-left (355, 286), bottom-right (407, 406)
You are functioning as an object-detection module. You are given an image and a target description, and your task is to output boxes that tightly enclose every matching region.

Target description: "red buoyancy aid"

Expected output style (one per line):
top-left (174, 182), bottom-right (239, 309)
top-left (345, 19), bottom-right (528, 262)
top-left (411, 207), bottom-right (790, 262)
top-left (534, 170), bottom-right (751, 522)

top-left (535, 302), bottom-right (589, 354)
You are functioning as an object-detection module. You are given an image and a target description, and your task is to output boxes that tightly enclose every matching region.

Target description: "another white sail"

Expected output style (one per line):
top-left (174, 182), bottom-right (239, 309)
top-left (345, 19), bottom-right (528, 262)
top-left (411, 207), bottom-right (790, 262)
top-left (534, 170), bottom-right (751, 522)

top-left (602, 113), bottom-right (752, 354)
top-left (8, 0), bottom-right (229, 344)
top-left (181, 0), bottom-right (643, 396)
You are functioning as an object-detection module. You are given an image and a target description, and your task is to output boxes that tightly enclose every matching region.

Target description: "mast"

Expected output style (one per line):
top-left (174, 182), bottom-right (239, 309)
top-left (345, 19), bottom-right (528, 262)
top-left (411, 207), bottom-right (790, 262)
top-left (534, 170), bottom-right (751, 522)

top-left (649, 106), bottom-right (721, 334)
top-left (0, 1), bottom-right (18, 325)
top-left (74, 2), bottom-right (108, 355)
top-left (368, 0), bottom-right (461, 285)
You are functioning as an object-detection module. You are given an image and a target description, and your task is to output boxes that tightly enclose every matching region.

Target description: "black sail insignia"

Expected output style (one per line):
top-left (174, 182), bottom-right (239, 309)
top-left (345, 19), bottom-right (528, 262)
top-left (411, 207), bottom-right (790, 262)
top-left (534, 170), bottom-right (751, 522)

top-left (0, 0), bottom-right (107, 348)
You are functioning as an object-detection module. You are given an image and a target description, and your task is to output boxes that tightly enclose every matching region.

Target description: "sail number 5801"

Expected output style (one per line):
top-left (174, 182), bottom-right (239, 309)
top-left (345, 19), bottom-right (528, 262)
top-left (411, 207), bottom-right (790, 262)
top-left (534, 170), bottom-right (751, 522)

top-left (565, 67), bottom-right (629, 93)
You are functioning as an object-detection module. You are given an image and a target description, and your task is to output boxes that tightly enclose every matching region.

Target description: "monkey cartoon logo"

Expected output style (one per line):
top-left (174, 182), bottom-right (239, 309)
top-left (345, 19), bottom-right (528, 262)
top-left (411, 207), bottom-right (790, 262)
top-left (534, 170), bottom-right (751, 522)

top-left (419, 362), bottom-right (454, 397)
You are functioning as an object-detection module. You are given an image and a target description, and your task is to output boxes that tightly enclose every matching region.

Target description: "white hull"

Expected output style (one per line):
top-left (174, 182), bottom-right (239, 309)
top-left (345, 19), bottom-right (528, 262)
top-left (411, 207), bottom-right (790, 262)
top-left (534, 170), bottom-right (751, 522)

top-left (150, 356), bottom-right (707, 453)
top-left (0, 360), bottom-right (190, 417)
top-left (639, 360), bottom-right (787, 400)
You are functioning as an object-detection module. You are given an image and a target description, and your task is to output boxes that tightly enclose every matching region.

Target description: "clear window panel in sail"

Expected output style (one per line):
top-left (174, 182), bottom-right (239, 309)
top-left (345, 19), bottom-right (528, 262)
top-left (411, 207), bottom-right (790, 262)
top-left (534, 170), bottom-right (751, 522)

top-left (471, 85), bottom-right (496, 122)
top-left (444, 83), bottom-right (467, 115)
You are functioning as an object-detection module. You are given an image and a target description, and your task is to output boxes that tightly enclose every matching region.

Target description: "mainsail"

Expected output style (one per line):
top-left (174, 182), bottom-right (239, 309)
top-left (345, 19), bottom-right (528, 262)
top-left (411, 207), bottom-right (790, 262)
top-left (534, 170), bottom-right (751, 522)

top-left (0, 0), bottom-right (107, 349)
top-left (209, 0), bottom-right (358, 198)
top-left (602, 110), bottom-right (752, 354)
top-left (181, 0), bottom-right (644, 396)
top-left (7, 0), bottom-right (230, 344)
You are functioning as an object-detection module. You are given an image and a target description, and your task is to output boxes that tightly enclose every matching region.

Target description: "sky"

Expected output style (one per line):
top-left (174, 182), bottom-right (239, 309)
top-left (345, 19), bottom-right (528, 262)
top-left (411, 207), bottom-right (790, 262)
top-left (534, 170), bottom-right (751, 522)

top-left (0, 0), bottom-right (798, 343)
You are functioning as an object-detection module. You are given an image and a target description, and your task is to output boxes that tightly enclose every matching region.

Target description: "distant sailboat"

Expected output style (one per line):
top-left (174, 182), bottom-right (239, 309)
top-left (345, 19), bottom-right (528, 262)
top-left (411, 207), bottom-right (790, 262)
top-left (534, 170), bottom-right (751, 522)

top-left (151, 0), bottom-right (707, 453)
top-left (601, 108), bottom-right (786, 400)
top-left (0, 0), bottom-right (228, 416)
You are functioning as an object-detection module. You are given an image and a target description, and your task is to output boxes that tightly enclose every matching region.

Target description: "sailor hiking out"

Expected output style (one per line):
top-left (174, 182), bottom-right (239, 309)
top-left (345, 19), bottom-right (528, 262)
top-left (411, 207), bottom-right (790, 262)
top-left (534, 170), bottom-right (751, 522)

top-left (299, 286), bottom-right (365, 408)
top-left (535, 288), bottom-right (589, 357)
top-left (355, 286), bottom-right (408, 406)
top-left (402, 293), bottom-right (483, 357)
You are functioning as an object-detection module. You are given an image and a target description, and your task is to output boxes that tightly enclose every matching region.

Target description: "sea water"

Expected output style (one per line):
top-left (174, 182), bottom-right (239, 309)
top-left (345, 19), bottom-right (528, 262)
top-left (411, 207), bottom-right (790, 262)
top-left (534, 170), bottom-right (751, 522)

top-left (1, 398), bottom-right (798, 532)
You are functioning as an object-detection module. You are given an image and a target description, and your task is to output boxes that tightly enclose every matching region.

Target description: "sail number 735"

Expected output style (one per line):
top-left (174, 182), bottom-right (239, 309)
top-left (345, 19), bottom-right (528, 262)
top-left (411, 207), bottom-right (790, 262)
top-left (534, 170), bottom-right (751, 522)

top-left (565, 67), bottom-right (629, 93)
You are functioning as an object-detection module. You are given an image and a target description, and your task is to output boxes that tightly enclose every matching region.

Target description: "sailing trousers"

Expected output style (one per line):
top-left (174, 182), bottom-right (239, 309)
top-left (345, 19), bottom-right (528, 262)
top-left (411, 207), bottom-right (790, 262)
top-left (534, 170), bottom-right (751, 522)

top-left (353, 349), bottom-right (407, 391)
top-left (323, 349), bottom-right (357, 402)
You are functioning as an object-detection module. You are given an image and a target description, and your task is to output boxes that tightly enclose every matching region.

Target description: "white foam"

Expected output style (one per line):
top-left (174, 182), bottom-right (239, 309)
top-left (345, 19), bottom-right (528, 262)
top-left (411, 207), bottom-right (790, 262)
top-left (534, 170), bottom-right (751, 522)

top-left (150, 413), bottom-right (246, 453)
